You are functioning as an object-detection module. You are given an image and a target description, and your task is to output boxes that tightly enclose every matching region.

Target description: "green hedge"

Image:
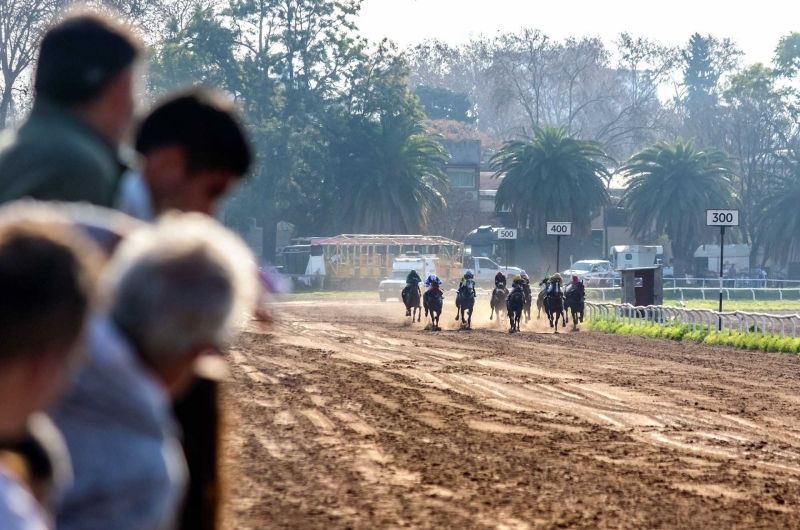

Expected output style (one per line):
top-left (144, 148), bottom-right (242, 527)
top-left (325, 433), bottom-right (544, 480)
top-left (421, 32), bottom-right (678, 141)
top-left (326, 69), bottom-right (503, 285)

top-left (587, 319), bottom-right (800, 354)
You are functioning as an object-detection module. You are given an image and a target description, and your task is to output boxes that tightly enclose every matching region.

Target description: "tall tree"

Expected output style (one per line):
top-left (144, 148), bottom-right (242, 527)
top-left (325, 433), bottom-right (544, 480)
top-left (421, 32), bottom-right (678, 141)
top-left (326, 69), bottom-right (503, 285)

top-left (0, 0), bottom-right (63, 129)
top-left (621, 139), bottom-right (736, 275)
top-left (775, 32), bottom-right (800, 78)
top-left (331, 45), bottom-right (448, 233)
top-left (228, 0), bottom-right (364, 259)
top-left (413, 85), bottom-right (474, 122)
top-left (489, 126), bottom-right (610, 261)
top-left (148, 4), bottom-right (241, 95)
top-left (757, 151), bottom-right (800, 268)
top-left (679, 33), bottom-right (742, 147)
top-left (721, 63), bottom-right (794, 267)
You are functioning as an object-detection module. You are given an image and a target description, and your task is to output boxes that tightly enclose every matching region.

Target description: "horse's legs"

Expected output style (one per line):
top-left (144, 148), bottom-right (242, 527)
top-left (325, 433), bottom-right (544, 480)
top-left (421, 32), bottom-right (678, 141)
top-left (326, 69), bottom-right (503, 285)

top-left (489, 303), bottom-right (494, 321)
top-left (467, 307), bottom-right (472, 329)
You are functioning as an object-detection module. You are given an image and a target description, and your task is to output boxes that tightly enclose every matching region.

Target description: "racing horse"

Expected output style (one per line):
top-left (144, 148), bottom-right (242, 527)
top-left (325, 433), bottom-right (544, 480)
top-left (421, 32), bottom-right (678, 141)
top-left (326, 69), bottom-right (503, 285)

top-left (544, 285), bottom-right (566, 332)
top-left (423, 289), bottom-right (443, 331)
top-left (402, 280), bottom-right (422, 322)
top-left (507, 286), bottom-right (525, 333)
top-left (455, 280), bottom-right (476, 329)
top-left (564, 285), bottom-right (585, 331)
top-left (489, 283), bottom-right (508, 322)
top-left (522, 282), bottom-right (533, 323)
top-left (536, 286), bottom-right (546, 319)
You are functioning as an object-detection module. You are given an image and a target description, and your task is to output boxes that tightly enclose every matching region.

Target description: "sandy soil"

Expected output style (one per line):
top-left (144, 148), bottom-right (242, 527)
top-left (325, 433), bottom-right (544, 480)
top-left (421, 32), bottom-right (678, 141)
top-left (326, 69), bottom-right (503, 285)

top-left (225, 294), bottom-right (800, 529)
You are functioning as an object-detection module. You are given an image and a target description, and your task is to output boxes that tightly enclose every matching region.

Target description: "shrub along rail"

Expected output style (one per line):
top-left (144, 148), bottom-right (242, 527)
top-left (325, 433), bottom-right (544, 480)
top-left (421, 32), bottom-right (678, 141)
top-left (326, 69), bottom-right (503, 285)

top-left (586, 302), bottom-right (800, 354)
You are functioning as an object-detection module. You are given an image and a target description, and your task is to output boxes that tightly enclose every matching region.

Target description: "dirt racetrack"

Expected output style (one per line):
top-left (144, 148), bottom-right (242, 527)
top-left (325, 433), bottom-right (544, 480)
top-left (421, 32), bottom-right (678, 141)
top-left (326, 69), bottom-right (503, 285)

top-left (225, 294), bottom-right (800, 529)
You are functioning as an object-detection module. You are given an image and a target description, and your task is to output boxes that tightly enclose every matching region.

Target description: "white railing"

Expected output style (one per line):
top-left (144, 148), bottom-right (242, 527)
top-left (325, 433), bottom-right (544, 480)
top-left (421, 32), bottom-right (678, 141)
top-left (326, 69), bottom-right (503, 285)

top-left (586, 286), bottom-right (800, 302)
top-left (599, 278), bottom-right (800, 288)
top-left (586, 302), bottom-right (800, 338)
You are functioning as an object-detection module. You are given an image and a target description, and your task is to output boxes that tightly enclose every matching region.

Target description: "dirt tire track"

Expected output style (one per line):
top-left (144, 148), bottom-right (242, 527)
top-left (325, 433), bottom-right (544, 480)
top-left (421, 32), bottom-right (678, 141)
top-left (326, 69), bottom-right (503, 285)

top-left (225, 297), bottom-right (800, 529)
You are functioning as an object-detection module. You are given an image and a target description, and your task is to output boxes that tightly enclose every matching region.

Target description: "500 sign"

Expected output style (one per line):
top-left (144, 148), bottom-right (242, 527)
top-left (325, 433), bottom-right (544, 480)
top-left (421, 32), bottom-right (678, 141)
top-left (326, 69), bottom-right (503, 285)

top-left (497, 229), bottom-right (517, 240)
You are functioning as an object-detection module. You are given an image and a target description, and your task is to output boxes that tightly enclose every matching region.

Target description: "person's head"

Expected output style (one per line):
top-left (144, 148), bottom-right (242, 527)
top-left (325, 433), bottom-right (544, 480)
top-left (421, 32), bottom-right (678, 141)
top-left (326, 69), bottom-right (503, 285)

top-left (103, 213), bottom-right (258, 398)
top-left (135, 90), bottom-right (252, 216)
top-left (0, 207), bottom-right (100, 438)
top-left (35, 12), bottom-right (142, 146)
top-left (572, 275), bottom-right (579, 283)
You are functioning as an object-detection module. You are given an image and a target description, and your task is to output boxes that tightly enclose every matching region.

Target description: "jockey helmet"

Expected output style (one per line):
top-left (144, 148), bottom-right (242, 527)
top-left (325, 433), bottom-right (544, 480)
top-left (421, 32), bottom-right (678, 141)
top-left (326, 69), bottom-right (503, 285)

top-left (520, 270), bottom-right (528, 278)
top-left (572, 275), bottom-right (579, 283)
top-left (425, 274), bottom-right (441, 286)
top-left (465, 269), bottom-right (474, 279)
top-left (551, 273), bottom-right (562, 282)
top-left (513, 275), bottom-right (523, 283)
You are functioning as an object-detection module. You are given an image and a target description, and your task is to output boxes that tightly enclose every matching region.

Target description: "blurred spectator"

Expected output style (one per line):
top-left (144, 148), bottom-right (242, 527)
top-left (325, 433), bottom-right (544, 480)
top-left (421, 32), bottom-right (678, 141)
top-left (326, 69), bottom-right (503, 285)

top-left (114, 91), bottom-right (253, 529)
top-left (51, 214), bottom-right (257, 530)
top-left (118, 89), bottom-right (251, 221)
top-left (0, 207), bottom-right (99, 529)
top-left (0, 13), bottom-right (141, 207)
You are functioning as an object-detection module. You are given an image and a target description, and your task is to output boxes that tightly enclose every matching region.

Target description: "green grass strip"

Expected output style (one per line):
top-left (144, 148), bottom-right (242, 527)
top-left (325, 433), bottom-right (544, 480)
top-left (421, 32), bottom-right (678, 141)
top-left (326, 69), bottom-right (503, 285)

top-left (587, 318), bottom-right (800, 354)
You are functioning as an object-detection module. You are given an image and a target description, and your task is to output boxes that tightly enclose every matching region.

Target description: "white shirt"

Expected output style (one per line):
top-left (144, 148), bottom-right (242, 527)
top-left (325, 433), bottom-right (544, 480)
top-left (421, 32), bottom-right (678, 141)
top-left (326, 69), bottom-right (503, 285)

top-left (116, 171), bottom-right (155, 222)
top-left (0, 463), bottom-right (49, 530)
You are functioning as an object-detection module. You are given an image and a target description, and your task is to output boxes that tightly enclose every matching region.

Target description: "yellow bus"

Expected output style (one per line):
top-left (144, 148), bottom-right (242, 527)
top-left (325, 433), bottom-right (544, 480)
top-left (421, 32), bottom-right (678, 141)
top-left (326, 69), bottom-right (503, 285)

top-left (309, 234), bottom-right (464, 289)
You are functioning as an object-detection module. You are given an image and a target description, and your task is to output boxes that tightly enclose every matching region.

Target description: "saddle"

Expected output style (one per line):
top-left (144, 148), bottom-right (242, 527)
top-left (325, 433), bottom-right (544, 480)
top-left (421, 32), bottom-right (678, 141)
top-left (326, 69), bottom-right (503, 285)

top-left (425, 288), bottom-right (443, 303)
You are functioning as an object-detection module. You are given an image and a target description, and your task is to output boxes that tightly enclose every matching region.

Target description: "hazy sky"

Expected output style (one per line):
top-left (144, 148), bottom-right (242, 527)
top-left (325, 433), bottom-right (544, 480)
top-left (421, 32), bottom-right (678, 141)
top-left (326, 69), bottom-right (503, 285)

top-left (359, 0), bottom-right (799, 65)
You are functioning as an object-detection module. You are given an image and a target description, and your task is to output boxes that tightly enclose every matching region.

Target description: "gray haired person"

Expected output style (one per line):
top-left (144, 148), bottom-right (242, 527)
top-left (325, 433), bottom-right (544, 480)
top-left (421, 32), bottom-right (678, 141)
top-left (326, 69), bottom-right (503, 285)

top-left (50, 214), bottom-right (257, 530)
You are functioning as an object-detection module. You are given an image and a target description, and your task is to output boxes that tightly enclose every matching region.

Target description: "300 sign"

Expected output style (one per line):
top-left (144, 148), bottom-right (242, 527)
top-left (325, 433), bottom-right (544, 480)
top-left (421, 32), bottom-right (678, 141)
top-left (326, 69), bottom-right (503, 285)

top-left (706, 209), bottom-right (739, 227)
top-left (546, 222), bottom-right (572, 236)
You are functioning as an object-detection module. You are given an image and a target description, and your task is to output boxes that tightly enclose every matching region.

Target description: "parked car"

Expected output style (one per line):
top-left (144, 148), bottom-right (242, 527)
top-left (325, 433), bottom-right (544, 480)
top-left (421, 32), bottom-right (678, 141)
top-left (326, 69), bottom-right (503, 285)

top-left (562, 260), bottom-right (615, 287)
top-left (463, 256), bottom-right (522, 286)
top-left (379, 270), bottom-right (411, 302)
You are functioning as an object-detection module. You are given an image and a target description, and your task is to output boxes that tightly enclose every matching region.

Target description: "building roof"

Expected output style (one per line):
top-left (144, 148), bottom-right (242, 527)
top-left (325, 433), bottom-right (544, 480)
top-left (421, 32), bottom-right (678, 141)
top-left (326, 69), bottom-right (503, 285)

top-left (311, 234), bottom-right (462, 246)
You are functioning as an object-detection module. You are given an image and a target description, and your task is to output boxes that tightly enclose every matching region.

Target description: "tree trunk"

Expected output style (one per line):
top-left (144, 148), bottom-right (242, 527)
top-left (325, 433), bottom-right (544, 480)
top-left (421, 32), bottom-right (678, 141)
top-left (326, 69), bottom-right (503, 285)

top-left (261, 210), bottom-right (279, 262)
top-left (0, 86), bottom-right (11, 130)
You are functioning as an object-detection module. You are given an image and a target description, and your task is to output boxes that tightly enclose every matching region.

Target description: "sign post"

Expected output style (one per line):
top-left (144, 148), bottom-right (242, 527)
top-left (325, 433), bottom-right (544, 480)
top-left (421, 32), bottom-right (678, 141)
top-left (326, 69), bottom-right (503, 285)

top-left (706, 209), bottom-right (739, 329)
top-left (546, 222), bottom-right (572, 272)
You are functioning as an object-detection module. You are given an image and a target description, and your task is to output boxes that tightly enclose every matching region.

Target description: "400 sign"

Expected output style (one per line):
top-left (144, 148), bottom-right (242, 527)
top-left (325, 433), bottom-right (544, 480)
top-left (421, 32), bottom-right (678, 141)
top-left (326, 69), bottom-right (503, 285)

top-left (546, 222), bottom-right (572, 236)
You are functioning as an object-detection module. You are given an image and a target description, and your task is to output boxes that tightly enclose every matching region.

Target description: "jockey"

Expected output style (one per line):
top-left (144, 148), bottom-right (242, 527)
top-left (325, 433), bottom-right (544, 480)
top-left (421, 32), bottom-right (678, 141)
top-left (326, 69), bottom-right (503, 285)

top-left (405, 269), bottom-right (422, 288)
top-left (425, 274), bottom-right (443, 297)
top-left (511, 275), bottom-right (525, 293)
top-left (494, 271), bottom-right (507, 289)
top-left (547, 272), bottom-right (564, 297)
top-left (520, 271), bottom-right (532, 303)
top-left (539, 274), bottom-right (551, 289)
top-left (566, 274), bottom-right (586, 299)
top-left (459, 270), bottom-right (476, 292)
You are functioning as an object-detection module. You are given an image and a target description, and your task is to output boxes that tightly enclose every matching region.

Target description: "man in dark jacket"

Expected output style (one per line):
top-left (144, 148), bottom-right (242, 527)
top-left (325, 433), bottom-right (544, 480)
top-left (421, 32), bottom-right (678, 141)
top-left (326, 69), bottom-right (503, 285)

top-left (0, 14), bottom-right (141, 207)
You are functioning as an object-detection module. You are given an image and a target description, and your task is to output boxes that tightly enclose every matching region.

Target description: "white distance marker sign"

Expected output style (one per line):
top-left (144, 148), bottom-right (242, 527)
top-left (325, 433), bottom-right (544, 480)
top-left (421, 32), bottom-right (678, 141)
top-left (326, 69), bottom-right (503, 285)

top-left (497, 229), bottom-right (517, 240)
top-left (546, 222), bottom-right (572, 236)
top-left (706, 209), bottom-right (739, 227)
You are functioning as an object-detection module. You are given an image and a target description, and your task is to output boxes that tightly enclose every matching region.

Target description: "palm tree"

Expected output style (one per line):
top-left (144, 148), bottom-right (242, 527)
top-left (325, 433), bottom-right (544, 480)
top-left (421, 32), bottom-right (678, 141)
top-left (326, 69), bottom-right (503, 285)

top-left (336, 114), bottom-right (449, 234)
top-left (621, 139), bottom-right (736, 275)
top-left (490, 126), bottom-right (611, 261)
top-left (757, 152), bottom-right (800, 268)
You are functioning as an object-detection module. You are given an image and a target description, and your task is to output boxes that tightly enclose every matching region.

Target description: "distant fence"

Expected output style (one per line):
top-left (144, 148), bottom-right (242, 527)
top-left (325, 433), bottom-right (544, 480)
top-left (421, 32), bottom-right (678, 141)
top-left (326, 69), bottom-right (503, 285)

top-left (586, 301), bottom-right (800, 338)
top-left (587, 286), bottom-right (800, 302)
